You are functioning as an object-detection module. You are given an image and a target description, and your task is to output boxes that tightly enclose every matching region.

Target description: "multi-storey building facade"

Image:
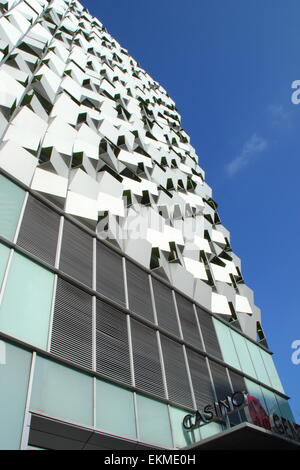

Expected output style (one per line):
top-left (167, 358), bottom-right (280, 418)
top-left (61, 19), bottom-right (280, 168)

top-left (0, 0), bottom-right (298, 450)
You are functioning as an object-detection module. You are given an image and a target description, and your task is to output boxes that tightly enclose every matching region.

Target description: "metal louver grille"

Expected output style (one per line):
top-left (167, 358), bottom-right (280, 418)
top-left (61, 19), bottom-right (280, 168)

top-left (175, 294), bottom-right (203, 349)
top-left (160, 334), bottom-right (193, 408)
top-left (186, 348), bottom-right (215, 409)
top-left (51, 278), bottom-right (93, 369)
top-left (131, 318), bottom-right (165, 398)
top-left (152, 278), bottom-right (180, 337)
top-left (96, 299), bottom-right (131, 385)
top-left (196, 306), bottom-right (223, 360)
top-left (59, 219), bottom-right (93, 287)
top-left (96, 242), bottom-right (125, 306)
top-left (17, 195), bottom-right (60, 265)
top-left (126, 260), bottom-right (154, 322)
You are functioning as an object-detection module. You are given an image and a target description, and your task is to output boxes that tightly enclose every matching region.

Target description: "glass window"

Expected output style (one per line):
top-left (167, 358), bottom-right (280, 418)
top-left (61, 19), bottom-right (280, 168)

top-left (200, 422), bottom-right (223, 440)
top-left (96, 380), bottom-right (136, 440)
top-left (0, 243), bottom-right (10, 289)
top-left (261, 386), bottom-right (281, 417)
top-left (169, 406), bottom-right (201, 449)
top-left (246, 341), bottom-right (271, 387)
top-left (275, 395), bottom-right (295, 422)
top-left (30, 356), bottom-right (93, 427)
top-left (0, 174), bottom-right (25, 241)
top-left (137, 395), bottom-right (173, 448)
top-left (0, 341), bottom-right (32, 450)
top-left (260, 349), bottom-right (284, 393)
top-left (0, 253), bottom-right (54, 350)
top-left (230, 330), bottom-right (257, 379)
top-left (213, 319), bottom-right (240, 370)
top-left (244, 378), bottom-right (268, 414)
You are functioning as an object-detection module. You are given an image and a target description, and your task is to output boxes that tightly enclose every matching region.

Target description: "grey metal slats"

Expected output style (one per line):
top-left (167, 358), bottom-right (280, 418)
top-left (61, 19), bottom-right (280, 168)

top-left (96, 299), bottom-right (131, 385)
top-left (175, 294), bottom-right (203, 350)
top-left (186, 348), bottom-right (215, 410)
top-left (96, 241), bottom-right (125, 306)
top-left (126, 260), bottom-right (154, 322)
top-left (160, 334), bottom-right (194, 408)
top-left (131, 318), bottom-right (165, 398)
top-left (196, 306), bottom-right (223, 360)
top-left (59, 219), bottom-right (93, 287)
top-left (152, 278), bottom-right (180, 337)
top-left (17, 194), bottom-right (60, 265)
top-left (51, 278), bottom-right (93, 369)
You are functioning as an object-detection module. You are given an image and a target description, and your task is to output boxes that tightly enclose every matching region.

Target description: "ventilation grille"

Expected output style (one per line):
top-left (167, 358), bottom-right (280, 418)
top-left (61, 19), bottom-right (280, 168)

top-left (186, 348), bottom-right (215, 409)
top-left (17, 195), bottom-right (60, 265)
top-left (131, 318), bottom-right (165, 398)
top-left (126, 260), bottom-right (154, 322)
top-left (96, 241), bottom-right (125, 306)
top-left (152, 278), bottom-right (180, 337)
top-left (175, 294), bottom-right (203, 350)
top-left (160, 335), bottom-right (193, 408)
top-left (96, 299), bottom-right (131, 385)
top-left (51, 278), bottom-right (93, 369)
top-left (59, 219), bottom-right (93, 287)
top-left (196, 306), bottom-right (223, 360)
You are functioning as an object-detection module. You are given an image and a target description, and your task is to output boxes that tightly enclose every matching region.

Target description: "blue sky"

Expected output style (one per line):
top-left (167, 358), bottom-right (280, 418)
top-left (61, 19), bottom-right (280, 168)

top-left (81, 0), bottom-right (300, 420)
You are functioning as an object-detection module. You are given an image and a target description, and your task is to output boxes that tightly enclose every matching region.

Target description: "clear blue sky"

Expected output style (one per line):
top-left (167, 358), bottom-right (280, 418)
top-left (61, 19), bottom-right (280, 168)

top-left (81, 0), bottom-right (300, 420)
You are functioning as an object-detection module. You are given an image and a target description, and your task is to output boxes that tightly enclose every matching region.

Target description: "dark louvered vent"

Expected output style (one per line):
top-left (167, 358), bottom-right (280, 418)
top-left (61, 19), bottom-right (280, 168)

top-left (229, 370), bottom-right (247, 422)
top-left (17, 195), bottom-right (60, 265)
top-left (152, 278), bottom-right (180, 337)
top-left (160, 335), bottom-right (193, 408)
top-left (196, 306), bottom-right (223, 360)
top-left (96, 299), bottom-right (131, 385)
top-left (51, 278), bottom-right (93, 369)
top-left (126, 260), bottom-right (154, 322)
top-left (96, 242), bottom-right (125, 306)
top-left (175, 294), bottom-right (203, 350)
top-left (130, 318), bottom-right (165, 398)
top-left (209, 361), bottom-right (232, 401)
top-left (186, 348), bottom-right (215, 409)
top-left (59, 219), bottom-right (93, 287)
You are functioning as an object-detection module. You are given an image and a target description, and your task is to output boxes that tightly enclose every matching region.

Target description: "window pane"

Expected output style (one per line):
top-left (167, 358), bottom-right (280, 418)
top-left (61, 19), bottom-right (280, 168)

top-left (137, 395), bottom-right (172, 448)
top-left (169, 406), bottom-right (201, 449)
top-left (230, 329), bottom-right (257, 378)
top-left (30, 356), bottom-right (93, 427)
top-left (0, 243), bottom-right (10, 288)
top-left (246, 341), bottom-right (271, 387)
top-left (0, 253), bottom-right (54, 349)
top-left (244, 378), bottom-right (268, 414)
top-left (275, 395), bottom-right (295, 422)
top-left (0, 174), bottom-right (25, 241)
top-left (96, 380), bottom-right (136, 440)
top-left (200, 422), bottom-right (223, 440)
top-left (260, 349), bottom-right (284, 393)
top-left (0, 341), bottom-right (32, 450)
top-left (213, 319), bottom-right (240, 370)
top-left (261, 386), bottom-right (281, 416)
